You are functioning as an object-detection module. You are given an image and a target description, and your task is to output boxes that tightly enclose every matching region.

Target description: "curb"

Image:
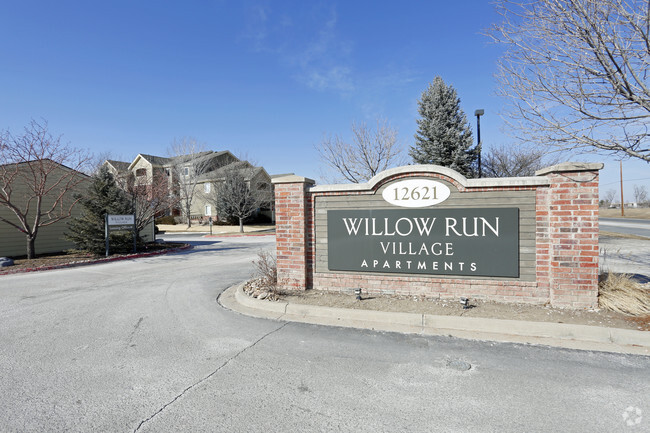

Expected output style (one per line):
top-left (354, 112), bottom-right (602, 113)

top-left (159, 232), bottom-right (274, 237)
top-left (0, 244), bottom-right (192, 276)
top-left (203, 232), bottom-right (276, 238)
top-left (220, 283), bottom-right (650, 356)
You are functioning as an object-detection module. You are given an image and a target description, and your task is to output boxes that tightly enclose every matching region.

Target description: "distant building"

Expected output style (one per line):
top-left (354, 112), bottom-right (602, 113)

top-left (103, 151), bottom-right (273, 224)
top-left (608, 202), bottom-right (639, 209)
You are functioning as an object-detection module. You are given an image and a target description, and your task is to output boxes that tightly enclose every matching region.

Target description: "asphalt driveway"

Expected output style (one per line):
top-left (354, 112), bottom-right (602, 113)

top-left (0, 234), bottom-right (648, 432)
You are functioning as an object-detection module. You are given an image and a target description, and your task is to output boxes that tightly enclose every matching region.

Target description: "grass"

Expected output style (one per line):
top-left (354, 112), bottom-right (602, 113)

top-left (599, 207), bottom-right (650, 219)
top-left (599, 273), bottom-right (650, 322)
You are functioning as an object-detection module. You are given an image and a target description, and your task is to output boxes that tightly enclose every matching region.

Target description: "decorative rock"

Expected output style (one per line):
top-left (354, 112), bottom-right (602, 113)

top-left (0, 257), bottom-right (14, 267)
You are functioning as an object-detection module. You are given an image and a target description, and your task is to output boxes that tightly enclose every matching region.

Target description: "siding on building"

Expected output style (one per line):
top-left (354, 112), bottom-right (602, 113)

top-left (0, 162), bottom-right (90, 258)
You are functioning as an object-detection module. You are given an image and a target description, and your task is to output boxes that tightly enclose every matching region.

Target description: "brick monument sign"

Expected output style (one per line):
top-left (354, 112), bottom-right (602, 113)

top-left (272, 163), bottom-right (603, 308)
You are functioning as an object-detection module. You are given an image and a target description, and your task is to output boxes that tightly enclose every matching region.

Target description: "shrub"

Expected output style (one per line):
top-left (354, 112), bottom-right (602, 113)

top-left (253, 249), bottom-right (277, 288)
top-left (155, 216), bottom-right (176, 225)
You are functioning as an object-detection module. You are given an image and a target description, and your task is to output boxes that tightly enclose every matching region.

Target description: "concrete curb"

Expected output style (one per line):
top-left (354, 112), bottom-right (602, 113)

top-left (203, 232), bottom-right (275, 238)
top-left (220, 283), bottom-right (650, 356)
top-left (0, 244), bottom-right (192, 276)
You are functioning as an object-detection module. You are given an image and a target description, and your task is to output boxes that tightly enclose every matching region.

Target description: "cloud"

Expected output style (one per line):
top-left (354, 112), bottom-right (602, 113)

top-left (242, 3), bottom-right (270, 52)
top-left (242, 3), bottom-right (354, 94)
top-left (305, 66), bottom-right (353, 93)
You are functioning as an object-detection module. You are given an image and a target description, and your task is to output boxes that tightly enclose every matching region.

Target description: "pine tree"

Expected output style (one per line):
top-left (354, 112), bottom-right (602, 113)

top-left (66, 166), bottom-right (134, 254)
top-left (410, 76), bottom-right (478, 178)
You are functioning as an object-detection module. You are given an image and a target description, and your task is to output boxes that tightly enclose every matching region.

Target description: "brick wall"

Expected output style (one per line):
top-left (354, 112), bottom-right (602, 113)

top-left (541, 166), bottom-right (601, 308)
top-left (273, 163), bottom-right (602, 309)
top-left (274, 176), bottom-right (314, 291)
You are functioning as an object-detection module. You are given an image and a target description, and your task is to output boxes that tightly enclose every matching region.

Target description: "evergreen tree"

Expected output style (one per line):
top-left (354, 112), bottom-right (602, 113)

top-left (66, 166), bottom-right (134, 254)
top-left (410, 76), bottom-right (478, 178)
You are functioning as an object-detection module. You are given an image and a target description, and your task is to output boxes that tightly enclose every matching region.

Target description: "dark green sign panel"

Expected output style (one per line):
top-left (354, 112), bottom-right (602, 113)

top-left (327, 208), bottom-right (519, 277)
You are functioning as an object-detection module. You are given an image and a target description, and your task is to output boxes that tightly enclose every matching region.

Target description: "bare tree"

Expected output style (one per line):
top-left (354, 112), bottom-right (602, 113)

top-left (482, 144), bottom-right (560, 177)
top-left (489, 0), bottom-right (650, 163)
top-left (602, 189), bottom-right (617, 207)
top-left (121, 170), bottom-right (179, 235)
top-left (210, 167), bottom-right (268, 233)
top-left (89, 151), bottom-right (126, 175)
top-left (167, 137), bottom-right (213, 227)
top-left (316, 118), bottom-right (406, 183)
top-left (634, 184), bottom-right (649, 205)
top-left (0, 120), bottom-right (91, 258)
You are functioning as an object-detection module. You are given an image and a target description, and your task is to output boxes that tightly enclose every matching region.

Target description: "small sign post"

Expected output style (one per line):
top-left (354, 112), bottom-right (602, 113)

top-left (105, 214), bottom-right (136, 257)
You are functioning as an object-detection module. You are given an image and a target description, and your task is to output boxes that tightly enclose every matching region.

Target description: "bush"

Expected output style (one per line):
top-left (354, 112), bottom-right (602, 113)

top-left (246, 213), bottom-right (273, 224)
top-left (243, 249), bottom-right (279, 300)
top-left (253, 249), bottom-right (277, 287)
top-left (155, 216), bottom-right (176, 225)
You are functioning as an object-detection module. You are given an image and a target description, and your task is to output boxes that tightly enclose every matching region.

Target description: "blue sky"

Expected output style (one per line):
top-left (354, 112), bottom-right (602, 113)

top-left (1, 0), bottom-right (648, 199)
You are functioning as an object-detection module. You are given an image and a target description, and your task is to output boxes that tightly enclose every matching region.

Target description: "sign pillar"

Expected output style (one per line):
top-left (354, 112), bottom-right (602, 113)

top-left (272, 175), bottom-right (315, 291)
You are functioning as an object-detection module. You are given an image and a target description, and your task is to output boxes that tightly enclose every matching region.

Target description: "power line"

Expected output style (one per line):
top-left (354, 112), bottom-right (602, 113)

top-left (601, 177), bottom-right (650, 186)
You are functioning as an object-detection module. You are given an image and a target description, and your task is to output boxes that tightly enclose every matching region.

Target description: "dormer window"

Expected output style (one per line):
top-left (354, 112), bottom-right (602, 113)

top-left (136, 168), bottom-right (146, 177)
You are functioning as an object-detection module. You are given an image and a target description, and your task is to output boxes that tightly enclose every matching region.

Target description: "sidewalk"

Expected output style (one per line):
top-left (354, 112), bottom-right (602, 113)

top-left (219, 283), bottom-right (650, 356)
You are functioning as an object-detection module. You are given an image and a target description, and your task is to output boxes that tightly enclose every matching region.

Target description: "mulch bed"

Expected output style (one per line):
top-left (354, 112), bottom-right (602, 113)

top-left (0, 242), bottom-right (188, 275)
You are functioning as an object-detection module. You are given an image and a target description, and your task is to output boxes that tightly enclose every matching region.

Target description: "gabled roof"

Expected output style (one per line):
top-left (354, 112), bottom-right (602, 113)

top-left (104, 160), bottom-right (130, 173)
top-left (128, 153), bottom-right (172, 171)
top-left (139, 154), bottom-right (172, 166)
top-left (0, 158), bottom-right (90, 178)
top-left (197, 160), bottom-right (270, 183)
top-left (169, 151), bottom-right (214, 166)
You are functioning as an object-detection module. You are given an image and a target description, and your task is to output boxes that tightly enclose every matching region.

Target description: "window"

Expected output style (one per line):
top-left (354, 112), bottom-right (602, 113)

top-left (136, 168), bottom-right (146, 177)
top-left (205, 205), bottom-right (212, 216)
top-left (204, 183), bottom-right (211, 193)
top-left (183, 167), bottom-right (189, 176)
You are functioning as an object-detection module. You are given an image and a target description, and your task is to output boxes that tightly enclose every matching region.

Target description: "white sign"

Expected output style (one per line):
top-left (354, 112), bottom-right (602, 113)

top-left (382, 179), bottom-right (451, 208)
top-left (107, 214), bottom-right (135, 226)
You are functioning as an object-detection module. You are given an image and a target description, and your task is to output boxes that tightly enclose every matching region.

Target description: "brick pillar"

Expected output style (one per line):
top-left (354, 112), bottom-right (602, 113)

top-left (272, 175), bottom-right (315, 291)
top-left (536, 163), bottom-right (603, 308)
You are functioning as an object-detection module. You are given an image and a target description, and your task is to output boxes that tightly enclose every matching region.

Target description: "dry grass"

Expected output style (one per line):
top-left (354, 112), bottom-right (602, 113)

top-left (599, 208), bottom-right (650, 219)
top-left (599, 273), bottom-right (650, 317)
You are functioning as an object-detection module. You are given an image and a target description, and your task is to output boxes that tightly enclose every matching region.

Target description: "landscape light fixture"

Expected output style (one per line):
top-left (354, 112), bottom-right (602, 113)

top-left (354, 288), bottom-right (362, 300)
top-left (460, 297), bottom-right (470, 309)
top-left (474, 109), bottom-right (484, 178)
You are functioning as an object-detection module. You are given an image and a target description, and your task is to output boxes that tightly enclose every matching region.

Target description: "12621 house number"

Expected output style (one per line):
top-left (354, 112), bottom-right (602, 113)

top-left (382, 179), bottom-right (451, 208)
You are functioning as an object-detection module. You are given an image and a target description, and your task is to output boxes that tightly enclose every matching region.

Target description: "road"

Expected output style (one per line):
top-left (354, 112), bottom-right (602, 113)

top-left (600, 217), bottom-right (650, 238)
top-left (0, 234), bottom-right (648, 432)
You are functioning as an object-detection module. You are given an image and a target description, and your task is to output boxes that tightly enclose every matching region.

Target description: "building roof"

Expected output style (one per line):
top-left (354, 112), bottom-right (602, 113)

top-left (0, 158), bottom-right (90, 178)
top-left (197, 160), bottom-right (268, 183)
top-left (138, 154), bottom-right (172, 166)
top-left (105, 160), bottom-right (131, 173)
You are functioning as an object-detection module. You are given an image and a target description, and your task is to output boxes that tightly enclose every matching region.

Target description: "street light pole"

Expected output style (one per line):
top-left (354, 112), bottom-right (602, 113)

top-left (474, 109), bottom-right (484, 178)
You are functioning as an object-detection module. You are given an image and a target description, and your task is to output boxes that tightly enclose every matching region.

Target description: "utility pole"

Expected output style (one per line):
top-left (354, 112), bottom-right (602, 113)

top-left (620, 160), bottom-right (625, 217)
